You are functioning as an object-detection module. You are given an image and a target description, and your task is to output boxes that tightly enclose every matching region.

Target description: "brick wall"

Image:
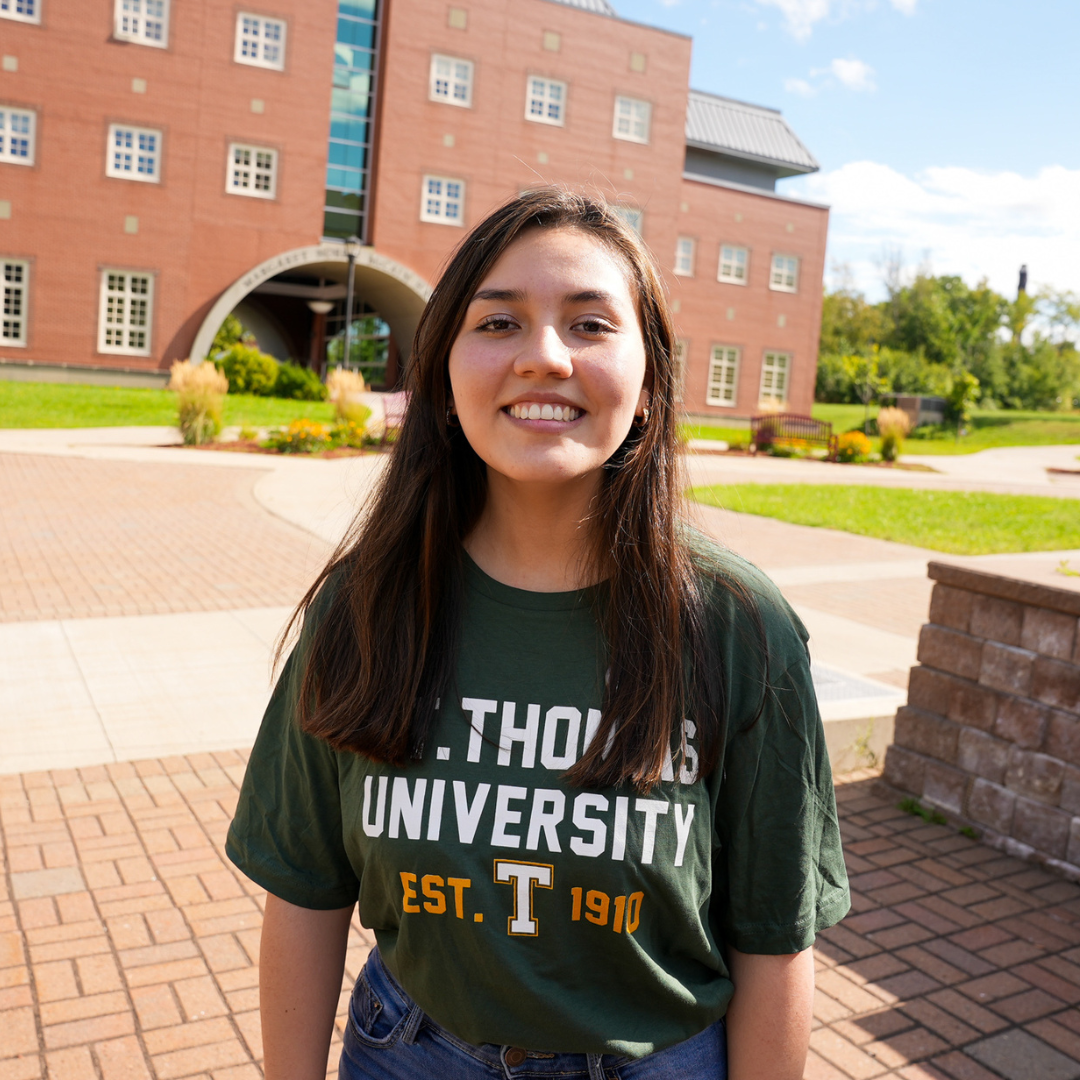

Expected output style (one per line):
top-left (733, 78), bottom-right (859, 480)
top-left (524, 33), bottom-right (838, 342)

top-left (883, 562), bottom-right (1080, 878)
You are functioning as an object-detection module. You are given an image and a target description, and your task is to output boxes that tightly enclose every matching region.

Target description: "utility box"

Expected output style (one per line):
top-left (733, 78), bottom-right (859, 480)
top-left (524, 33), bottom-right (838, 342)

top-left (891, 394), bottom-right (947, 428)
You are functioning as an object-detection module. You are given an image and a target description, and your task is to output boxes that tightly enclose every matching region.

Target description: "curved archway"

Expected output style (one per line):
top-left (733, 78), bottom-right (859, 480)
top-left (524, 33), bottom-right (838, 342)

top-left (190, 243), bottom-right (433, 366)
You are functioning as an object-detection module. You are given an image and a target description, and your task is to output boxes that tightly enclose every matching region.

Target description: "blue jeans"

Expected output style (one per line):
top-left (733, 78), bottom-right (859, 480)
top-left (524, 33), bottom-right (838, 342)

top-left (339, 947), bottom-right (727, 1080)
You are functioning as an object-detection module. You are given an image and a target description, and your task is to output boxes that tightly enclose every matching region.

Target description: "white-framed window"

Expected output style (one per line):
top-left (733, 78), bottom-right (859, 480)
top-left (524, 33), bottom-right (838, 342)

top-left (612, 95), bottom-right (650, 144)
top-left (429, 55), bottom-right (473, 107)
top-left (674, 237), bottom-right (695, 277)
top-left (525, 76), bottom-right (566, 126)
top-left (98, 270), bottom-right (154, 356)
top-left (2, 260), bottom-right (28, 346)
top-left (227, 143), bottom-right (277, 198)
top-left (235, 13), bottom-right (286, 70)
top-left (707, 345), bottom-right (740, 407)
top-left (759, 351), bottom-right (790, 404)
top-left (106, 124), bottom-right (162, 182)
top-left (613, 205), bottom-right (642, 236)
top-left (114, 0), bottom-right (169, 47)
top-left (420, 174), bottom-right (464, 225)
top-left (718, 245), bottom-right (748, 285)
top-left (673, 339), bottom-right (687, 402)
top-left (770, 254), bottom-right (799, 292)
top-left (0, 107), bottom-right (35, 166)
top-left (0, 0), bottom-right (40, 25)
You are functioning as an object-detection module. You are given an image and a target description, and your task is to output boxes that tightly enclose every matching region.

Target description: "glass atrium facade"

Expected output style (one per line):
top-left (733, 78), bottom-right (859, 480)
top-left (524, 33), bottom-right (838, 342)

top-left (323, 0), bottom-right (381, 242)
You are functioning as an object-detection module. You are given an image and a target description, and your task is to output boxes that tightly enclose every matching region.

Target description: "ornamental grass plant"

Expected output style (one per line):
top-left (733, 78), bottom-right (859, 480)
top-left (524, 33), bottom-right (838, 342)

top-left (877, 407), bottom-right (914, 462)
top-left (168, 360), bottom-right (229, 446)
top-left (327, 367), bottom-right (367, 419)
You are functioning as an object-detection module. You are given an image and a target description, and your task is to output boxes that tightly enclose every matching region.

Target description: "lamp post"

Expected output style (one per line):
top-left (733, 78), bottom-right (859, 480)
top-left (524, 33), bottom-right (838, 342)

top-left (342, 235), bottom-right (362, 371)
top-left (306, 299), bottom-right (334, 376)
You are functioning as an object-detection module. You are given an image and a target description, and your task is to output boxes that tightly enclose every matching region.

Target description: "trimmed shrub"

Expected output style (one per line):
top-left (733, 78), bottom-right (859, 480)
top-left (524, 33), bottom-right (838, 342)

top-left (168, 360), bottom-right (228, 446)
top-left (274, 362), bottom-right (328, 401)
top-left (215, 344), bottom-right (279, 395)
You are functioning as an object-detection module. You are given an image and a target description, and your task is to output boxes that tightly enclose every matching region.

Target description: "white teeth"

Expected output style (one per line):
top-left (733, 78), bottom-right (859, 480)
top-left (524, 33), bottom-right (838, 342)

top-left (509, 403), bottom-right (579, 421)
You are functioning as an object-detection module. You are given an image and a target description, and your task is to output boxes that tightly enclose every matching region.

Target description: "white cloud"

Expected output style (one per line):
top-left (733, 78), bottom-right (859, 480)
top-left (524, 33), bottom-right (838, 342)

top-left (787, 57), bottom-right (875, 95)
top-left (756, 0), bottom-right (917, 39)
top-left (784, 76), bottom-right (817, 96)
top-left (754, 0), bottom-right (834, 40)
top-left (796, 161), bottom-right (1080, 299)
top-left (829, 57), bottom-right (876, 91)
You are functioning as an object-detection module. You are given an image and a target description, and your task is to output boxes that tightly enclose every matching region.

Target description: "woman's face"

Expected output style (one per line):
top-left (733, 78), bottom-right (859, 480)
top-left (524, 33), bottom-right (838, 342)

top-left (447, 227), bottom-right (649, 493)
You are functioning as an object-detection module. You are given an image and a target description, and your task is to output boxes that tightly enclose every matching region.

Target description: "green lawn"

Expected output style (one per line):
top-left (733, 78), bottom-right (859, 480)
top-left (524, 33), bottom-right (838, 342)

top-left (0, 381), bottom-right (334, 429)
top-left (681, 403), bottom-right (1080, 457)
top-left (681, 424), bottom-right (752, 445)
top-left (903, 411), bottom-right (1080, 455)
top-left (691, 483), bottom-right (1080, 555)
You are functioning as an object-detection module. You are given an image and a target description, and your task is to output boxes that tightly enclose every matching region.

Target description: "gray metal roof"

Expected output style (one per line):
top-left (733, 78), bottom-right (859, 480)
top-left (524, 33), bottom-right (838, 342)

top-left (685, 90), bottom-right (818, 174)
top-left (541, 0), bottom-right (617, 16)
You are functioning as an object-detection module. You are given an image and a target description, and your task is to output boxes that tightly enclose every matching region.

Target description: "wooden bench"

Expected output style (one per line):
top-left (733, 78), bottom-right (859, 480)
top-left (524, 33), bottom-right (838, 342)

top-left (751, 413), bottom-right (837, 460)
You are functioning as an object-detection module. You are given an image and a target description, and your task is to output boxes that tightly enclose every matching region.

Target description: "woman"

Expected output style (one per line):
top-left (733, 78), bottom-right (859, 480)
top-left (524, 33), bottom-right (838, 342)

top-left (226, 188), bottom-right (849, 1080)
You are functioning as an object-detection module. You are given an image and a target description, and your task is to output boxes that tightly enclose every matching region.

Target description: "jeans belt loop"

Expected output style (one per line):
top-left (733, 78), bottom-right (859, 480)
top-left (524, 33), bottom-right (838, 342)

top-left (399, 1001), bottom-right (424, 1045)
top-left (586, 1052), bottom-right (606, 1080)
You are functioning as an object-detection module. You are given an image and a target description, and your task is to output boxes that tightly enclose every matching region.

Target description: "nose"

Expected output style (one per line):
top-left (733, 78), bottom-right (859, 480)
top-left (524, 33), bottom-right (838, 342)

top-left (513, 325), bottom-right (573, 379)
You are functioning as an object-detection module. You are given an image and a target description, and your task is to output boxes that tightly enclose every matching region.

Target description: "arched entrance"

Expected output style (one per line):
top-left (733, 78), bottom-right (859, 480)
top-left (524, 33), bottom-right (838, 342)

top-left (190, 244), bottom-right (432, 387)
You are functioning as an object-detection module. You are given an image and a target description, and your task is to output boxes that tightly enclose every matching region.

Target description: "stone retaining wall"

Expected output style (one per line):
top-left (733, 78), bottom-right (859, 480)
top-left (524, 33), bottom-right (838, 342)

top-left (883, 561), bottom-right (1080, 877)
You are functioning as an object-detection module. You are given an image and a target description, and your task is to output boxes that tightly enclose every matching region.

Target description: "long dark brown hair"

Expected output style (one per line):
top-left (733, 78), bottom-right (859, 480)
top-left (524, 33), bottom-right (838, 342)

top-left (285, 187), bottom-right (757, 791)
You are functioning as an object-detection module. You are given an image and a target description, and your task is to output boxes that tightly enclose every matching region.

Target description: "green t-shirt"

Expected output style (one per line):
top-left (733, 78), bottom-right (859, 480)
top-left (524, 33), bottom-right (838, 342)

top-left (226, 547), bottom-right (849, 1056)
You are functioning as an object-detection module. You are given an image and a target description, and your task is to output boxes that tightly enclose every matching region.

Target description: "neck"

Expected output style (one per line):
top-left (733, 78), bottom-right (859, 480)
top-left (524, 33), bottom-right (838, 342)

top-left (463, 471), bottom-right (602, 592)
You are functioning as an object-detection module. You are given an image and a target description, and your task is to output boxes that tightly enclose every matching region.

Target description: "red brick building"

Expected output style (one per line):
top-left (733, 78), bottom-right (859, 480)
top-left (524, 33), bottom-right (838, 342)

top-left (0, 0), bottom-right (827, 419)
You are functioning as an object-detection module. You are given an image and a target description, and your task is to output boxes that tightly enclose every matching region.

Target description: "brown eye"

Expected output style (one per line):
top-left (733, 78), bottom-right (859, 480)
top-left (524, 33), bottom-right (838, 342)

top-left (575, 318), bottom-right (613, 335)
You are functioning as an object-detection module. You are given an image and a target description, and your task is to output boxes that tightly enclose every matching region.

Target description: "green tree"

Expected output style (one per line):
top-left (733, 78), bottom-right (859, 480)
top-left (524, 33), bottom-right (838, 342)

top-left (820, 289), bottom-right (891, 356)
top-left (819, 272), bottom-right (1079, 412)
top-left (944, 370), bottom-right (980, 431)
top-left (210, 313), bottom-right (256, 357)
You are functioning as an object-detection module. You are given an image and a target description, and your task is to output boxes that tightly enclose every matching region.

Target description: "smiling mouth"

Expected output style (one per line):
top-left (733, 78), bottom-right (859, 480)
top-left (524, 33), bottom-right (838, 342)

top-left (506, 403), bottom-right (582, 421)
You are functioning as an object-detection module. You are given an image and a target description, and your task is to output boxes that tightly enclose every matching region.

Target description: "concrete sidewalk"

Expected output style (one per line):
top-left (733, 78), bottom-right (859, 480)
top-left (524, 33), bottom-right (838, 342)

top-left (0, 438), bottom-right (916, 775)
top-left (2, 431), bottom-right (1079, 776)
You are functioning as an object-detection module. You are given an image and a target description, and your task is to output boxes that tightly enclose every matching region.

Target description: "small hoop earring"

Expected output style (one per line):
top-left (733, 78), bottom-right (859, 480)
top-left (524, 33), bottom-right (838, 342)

top-left (634, 401), bottom-right (651, 428)
top-left (446, 408), bottom-right (459, 427)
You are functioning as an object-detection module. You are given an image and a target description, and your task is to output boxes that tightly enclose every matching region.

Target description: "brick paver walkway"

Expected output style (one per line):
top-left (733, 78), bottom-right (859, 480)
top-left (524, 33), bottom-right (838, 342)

top-left (0, 455), bottom-right (330, 623)
top-left (3, 762), bottom-right (1079, 1080)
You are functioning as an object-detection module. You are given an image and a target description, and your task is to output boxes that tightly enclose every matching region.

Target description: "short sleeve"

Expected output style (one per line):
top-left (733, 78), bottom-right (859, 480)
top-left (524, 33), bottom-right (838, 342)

top-left (712, 605), bottom-right (850, 955)
top-left (226, 640), bottom-right (361, 910)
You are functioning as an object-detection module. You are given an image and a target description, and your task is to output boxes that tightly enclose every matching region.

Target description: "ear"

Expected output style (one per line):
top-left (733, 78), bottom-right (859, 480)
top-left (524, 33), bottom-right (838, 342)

top-left (635, 387), bottom-right (650, 417)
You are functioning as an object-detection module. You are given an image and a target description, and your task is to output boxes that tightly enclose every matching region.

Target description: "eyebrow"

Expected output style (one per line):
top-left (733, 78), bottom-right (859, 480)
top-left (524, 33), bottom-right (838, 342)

top-left (469, 288), bottom-right (619, 306)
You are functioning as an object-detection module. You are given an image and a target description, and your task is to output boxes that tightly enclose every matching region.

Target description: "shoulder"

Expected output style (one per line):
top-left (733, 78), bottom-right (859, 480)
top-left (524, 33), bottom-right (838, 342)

top-left (294, 561), bottom-right (354, 651)
top-left (684, 528), bottom-right (809, 664)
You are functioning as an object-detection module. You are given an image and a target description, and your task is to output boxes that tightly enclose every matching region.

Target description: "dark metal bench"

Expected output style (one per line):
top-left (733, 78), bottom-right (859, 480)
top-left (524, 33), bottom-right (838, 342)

top-left (751, 413), bottom-right (837, 460)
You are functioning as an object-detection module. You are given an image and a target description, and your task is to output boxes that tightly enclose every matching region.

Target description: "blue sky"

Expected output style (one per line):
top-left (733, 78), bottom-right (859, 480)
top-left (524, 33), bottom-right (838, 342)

top-left (613, 0), bottom-right (1080, 300)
